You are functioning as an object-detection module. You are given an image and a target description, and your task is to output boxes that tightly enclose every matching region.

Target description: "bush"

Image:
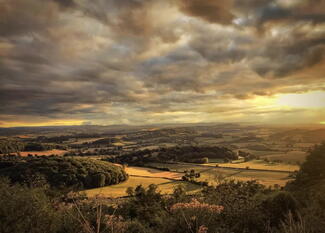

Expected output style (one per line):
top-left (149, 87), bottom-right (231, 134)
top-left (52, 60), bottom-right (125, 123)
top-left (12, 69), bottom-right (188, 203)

top-left (0, 178), bottom-right (79, 233)
top-left (262, 191), bottom-right (298, 226)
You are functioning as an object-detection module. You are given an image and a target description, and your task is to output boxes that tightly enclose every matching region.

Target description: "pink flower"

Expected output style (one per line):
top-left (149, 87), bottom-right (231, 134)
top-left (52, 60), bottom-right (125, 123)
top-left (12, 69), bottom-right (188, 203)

top-left (170, 198), bottom-right (224, 214)
top-left (198, 225), bottom-right (208, 233)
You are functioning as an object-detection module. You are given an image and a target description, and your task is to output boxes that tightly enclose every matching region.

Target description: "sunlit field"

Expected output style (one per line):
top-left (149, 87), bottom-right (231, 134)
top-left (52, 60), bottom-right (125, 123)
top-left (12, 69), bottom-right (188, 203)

top-left (85, 166), bottom-right (201, 198)
top-left (207, 160), bottom-right (299, 172)
top-left (85, 176), bottom-right (201, 198)
top-left (260, 151), bottom-right (308, 163)
top-left (146, 162), bottom-right (294, 187)
top-left (125, 166), bottom-right (183, 179)
top-left (18, 149), bottom-right (67, 156)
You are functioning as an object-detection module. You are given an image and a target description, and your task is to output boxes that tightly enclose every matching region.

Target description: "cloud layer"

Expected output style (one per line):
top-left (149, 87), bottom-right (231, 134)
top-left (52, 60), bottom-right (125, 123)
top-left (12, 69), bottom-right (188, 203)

top-left (0, 0), bottom-right (324, 126)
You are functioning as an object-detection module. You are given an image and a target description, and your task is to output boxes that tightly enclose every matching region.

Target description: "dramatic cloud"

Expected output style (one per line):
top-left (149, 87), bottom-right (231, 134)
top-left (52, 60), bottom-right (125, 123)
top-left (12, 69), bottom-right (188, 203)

top-left (0, 0), bottom-right (324, 126)
top-left (176, 0), bottom-right (234, 24)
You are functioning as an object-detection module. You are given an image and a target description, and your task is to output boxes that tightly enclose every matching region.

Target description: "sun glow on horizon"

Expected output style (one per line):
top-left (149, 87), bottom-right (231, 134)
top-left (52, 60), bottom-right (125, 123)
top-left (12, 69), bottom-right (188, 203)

top-left (0, 120), bottom-right (85, 128)
top-left (1, 90), bottom-right (324, 127)
top-left (249, 91), bottom-right (325, 109)
top-left (276, 91), bottom-right (325, 108)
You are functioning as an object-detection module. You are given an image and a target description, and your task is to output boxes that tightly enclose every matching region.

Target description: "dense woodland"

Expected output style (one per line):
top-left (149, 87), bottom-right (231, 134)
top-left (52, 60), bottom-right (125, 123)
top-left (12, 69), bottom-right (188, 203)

top-left (0, 139), bottom-right (25, 154)
top-left (0, 157), bottom-right (128, 189)
top-left (112, 146), bottom-right (238, 165)
top-left (0, 139), bottom-right (66, 154)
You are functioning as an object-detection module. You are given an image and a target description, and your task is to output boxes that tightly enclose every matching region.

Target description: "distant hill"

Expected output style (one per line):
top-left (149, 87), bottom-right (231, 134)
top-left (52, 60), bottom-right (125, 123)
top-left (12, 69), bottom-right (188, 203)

top-left (0, 157), bottom-right (128, 189)
top-left (0, 122), bottom-right (243, 136)
top-left (269, 129), bottom-right (325, 143)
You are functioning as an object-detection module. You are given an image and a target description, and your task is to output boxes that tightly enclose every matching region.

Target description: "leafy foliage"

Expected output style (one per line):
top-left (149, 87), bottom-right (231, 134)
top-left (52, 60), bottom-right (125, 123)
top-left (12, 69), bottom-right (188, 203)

top-left (287, 143), bottom-right (325, 190)
top-left (0, 139), bottom-right (25, 154)
top-left (0, 157), bottom-right (128, 189)
top-left (0, 178), bottom-right (80, 233)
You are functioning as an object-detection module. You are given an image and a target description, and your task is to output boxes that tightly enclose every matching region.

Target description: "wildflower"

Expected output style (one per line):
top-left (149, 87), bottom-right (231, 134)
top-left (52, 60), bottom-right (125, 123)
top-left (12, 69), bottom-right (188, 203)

top-left (105, 214), bottom-right (127, 232)
top-left (170, 198), bottom-right (224, 214)
top-left (198, 225), bottom-right (208, 233)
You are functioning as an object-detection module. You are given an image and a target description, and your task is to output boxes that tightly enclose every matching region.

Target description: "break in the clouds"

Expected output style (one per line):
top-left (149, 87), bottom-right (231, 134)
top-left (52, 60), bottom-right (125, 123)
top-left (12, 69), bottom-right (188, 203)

top-left (0, 0), bottom-right (324, 126)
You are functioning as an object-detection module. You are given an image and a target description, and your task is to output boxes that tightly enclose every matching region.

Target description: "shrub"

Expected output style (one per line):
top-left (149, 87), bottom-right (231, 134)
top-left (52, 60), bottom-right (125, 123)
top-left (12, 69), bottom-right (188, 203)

top-left (262, 191), bottom-right (298, 226)
top-left (0, 178), bottom-right (80, 233)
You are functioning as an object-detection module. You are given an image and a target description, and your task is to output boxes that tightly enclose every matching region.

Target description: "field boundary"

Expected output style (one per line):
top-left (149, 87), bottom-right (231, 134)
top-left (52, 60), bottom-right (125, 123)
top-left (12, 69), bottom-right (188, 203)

top-left (169, 162), bottom-right (294, 174)
top-left (129, 174), bottom-right (181, 181)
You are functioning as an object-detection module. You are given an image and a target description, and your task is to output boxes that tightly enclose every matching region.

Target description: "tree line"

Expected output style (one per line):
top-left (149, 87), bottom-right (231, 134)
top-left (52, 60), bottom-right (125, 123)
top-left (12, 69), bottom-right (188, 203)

top-left (111, 146), bottom-right (238, 165)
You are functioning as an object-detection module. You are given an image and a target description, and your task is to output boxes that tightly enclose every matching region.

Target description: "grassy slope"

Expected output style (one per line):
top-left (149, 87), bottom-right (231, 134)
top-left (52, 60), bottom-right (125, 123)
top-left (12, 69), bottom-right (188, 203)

top-left (260, 151), bottom-right (307, 163)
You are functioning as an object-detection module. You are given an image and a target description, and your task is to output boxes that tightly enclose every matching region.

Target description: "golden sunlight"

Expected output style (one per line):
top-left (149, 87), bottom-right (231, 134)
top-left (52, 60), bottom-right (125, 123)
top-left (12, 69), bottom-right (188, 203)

top-left (276, 91), bottom-right (325, 108)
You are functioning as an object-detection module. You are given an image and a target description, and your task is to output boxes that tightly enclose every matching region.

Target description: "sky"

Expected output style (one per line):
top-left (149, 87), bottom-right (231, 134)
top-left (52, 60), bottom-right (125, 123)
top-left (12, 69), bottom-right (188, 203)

top-left (0, 0), bottom-right (324, 127)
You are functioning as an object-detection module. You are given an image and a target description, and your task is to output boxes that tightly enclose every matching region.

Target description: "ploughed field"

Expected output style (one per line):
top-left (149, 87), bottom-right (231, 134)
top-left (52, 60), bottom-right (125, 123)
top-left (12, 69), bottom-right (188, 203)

top-left (84, 166), bottom-right (201, 198)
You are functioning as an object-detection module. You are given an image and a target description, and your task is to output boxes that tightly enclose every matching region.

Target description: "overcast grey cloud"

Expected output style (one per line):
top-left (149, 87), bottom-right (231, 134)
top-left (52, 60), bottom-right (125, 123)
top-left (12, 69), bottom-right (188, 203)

top-left (0, 0), bottom-right (324, 126)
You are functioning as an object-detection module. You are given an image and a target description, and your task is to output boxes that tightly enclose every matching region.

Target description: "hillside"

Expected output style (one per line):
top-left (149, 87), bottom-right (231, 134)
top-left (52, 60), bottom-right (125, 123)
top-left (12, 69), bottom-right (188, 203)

top-left (0, 157), bottom-right (128, 189)
top-left (269, 129), bottom-right (325, 143)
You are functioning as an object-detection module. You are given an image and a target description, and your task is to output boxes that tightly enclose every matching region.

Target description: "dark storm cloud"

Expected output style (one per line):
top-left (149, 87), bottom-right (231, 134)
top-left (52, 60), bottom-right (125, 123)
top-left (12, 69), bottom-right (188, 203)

top-left (182, 21), bottom-right (325, 78)
top-left (188, 28), bottom-right (252, 63)
top-left (173, 0), bottom-right (325, 26)
top-left (234, 0), bottom-right (272, 10)
top-left (138, 49), bottom-right (207, 93)
top-left (52, 0), bottom-right (76, 8)
top-left (0, 0), bottom-right (60, 37)
top-left (251, 35), bottom-right (325, 77)
top-left (75, 0), bottom-right (157, 36)
top-left (254, 5), bottom-right (325, 27)
top-left (241, 0), bottom-right (325, 26)
top-left (176, 0), bottom-right (234, 24)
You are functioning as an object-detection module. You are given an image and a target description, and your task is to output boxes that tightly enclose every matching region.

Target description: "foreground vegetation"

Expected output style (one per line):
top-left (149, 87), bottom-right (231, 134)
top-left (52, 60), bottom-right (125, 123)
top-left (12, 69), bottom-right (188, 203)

top-left (0, 143), bottom-right (324, 233)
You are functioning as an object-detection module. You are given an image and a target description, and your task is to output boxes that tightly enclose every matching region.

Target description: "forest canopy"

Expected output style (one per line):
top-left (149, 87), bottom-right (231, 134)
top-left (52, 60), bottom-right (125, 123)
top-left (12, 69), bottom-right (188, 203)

top-left (0, 157), bottom-right (128, 189)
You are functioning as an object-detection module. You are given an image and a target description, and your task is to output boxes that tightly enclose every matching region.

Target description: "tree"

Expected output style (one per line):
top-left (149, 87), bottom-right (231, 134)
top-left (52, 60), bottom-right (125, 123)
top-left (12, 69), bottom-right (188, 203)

top-left (286, 143), bottom-right (325, 200)
top-left (93, 173), bottom-right (106, 187)
top-left (126, 187), bottom-right (134, 196)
